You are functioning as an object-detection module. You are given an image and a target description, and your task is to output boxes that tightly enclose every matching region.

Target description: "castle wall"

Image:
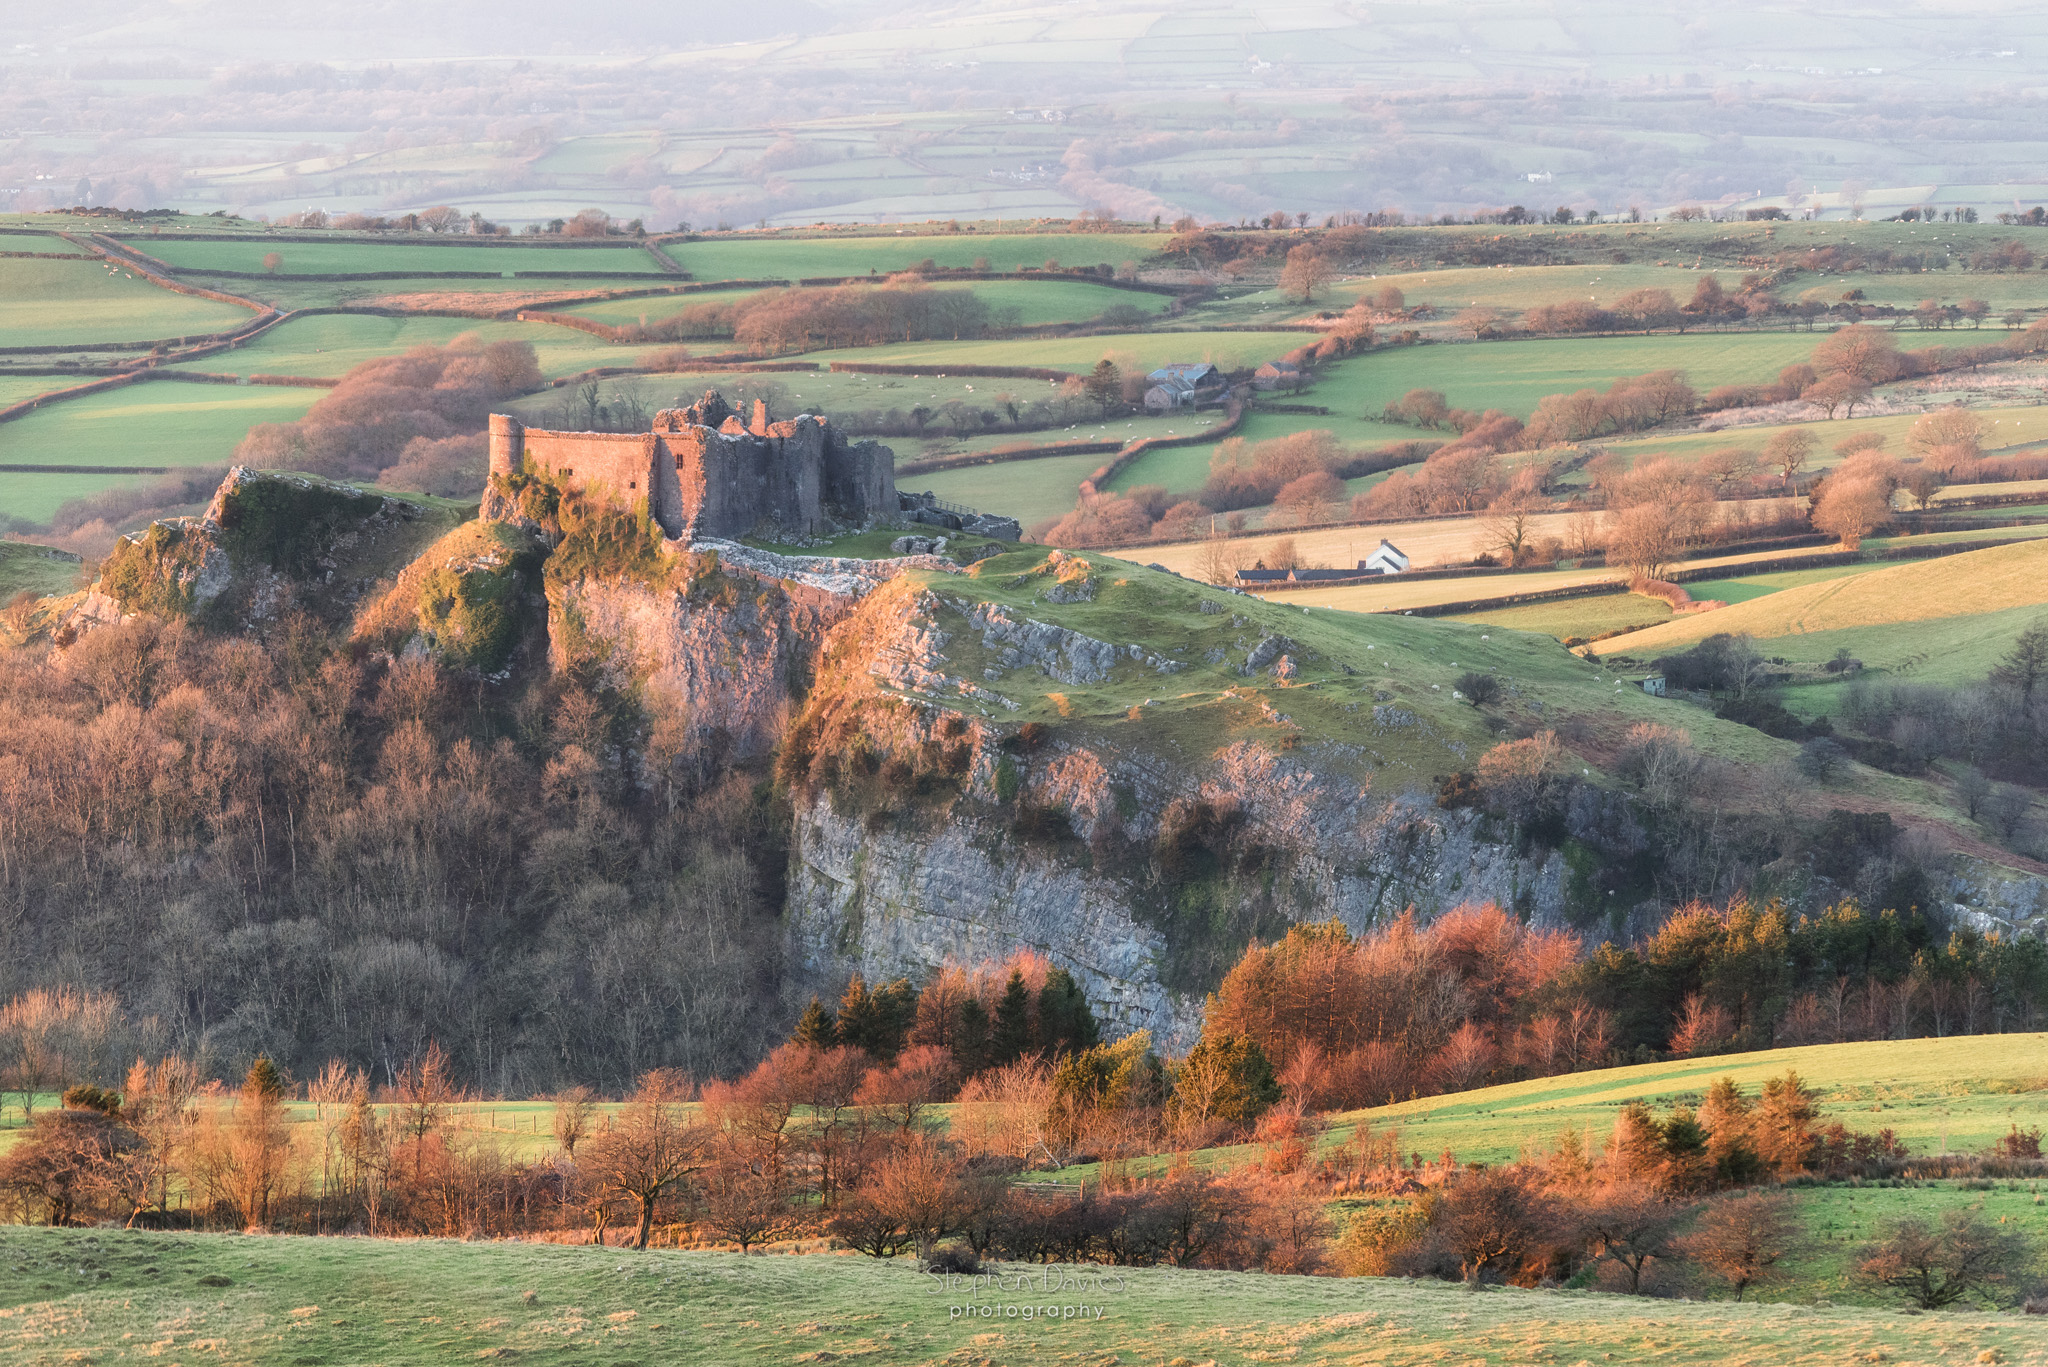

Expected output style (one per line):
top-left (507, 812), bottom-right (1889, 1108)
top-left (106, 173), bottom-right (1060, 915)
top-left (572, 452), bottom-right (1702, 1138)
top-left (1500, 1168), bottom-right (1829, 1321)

top-left (486, 393), bottom-right (896, 544)
top-left (825, 429), bottom-right (897, 526)
top-left (515, 429), bottom-right (658, 512)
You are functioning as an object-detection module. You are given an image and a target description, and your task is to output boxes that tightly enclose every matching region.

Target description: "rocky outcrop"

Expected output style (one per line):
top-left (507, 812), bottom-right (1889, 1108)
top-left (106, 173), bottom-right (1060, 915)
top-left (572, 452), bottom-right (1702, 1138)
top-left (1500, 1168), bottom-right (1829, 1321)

top-left (1943, 858), bottom-right (2048, 938)
top-left (65, 467), bottom-right (437, 639)
top-left (553, 538), bottom-right (960, 759)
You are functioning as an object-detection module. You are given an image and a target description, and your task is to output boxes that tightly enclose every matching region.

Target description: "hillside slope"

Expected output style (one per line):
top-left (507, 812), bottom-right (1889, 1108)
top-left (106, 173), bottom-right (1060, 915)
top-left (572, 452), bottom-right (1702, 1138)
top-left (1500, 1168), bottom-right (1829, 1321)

top-left (1328, 1034), bottom-right (2048, 1166)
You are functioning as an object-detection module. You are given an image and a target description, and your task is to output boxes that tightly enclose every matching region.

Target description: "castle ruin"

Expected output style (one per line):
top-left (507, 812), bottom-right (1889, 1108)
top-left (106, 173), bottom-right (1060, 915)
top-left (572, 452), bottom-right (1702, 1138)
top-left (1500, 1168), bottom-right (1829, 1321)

top-left (487, 390), bottom-right (898, 542)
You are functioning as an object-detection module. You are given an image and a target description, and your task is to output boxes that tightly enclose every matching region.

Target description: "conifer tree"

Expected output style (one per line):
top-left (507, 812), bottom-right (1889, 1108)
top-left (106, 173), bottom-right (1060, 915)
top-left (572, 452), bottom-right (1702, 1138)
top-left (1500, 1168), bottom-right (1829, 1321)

top-left (791, 997), bottom-right (837, 1048)
top-left (835, 976), bottom-right (879, 1052)
top-left (245, 1056), bottom-right (287, 1100)
top-left (1036, 967), bottom-right (1100, 1057)
top-left (954, 997), bottom-right (992, 1076)
top-left (990, 969), bottom-right (1034, 1065)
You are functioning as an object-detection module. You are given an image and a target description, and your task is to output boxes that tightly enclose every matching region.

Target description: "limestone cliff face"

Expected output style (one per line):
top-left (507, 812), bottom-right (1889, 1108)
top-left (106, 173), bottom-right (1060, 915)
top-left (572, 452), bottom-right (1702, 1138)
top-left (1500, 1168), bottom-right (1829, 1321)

top-left (783, 782), bottom-right (1574, 1049)
top-left (786, 789), bottom-right (1192, 1042)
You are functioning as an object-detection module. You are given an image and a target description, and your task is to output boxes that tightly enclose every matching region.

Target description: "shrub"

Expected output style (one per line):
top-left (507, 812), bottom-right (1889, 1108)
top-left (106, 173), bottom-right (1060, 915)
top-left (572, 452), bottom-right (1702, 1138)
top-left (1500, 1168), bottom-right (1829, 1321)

top-left (1796, 737), bottom-right (1849, 783)
top-left (1423, 1166), bottom-right (1565, 1285)
top-left (1713, 696), bottom-right (1811, 740)
top-left (1455, 671), bottom-right (1501, 706)
top-left (1681, 1191), bottom-right (1801, 1302)
top-left (1856, 1210), bottom-right (2035, 1309)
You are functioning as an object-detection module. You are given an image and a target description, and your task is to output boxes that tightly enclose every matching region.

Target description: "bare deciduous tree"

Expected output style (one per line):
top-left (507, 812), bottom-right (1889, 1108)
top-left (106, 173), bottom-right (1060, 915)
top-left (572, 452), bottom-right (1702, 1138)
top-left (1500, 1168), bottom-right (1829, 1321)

top-left (1682, 1191), bottom-right (1800, 1301)
top-left (576, 1072), bottom-right (707, 1250)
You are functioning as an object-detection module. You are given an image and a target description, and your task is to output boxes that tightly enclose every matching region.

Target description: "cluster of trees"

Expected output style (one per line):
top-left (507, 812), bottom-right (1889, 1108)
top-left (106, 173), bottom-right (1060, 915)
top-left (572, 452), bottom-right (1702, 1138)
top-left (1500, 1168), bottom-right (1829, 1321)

top-left (6, 958), bottom-right (2044, 1308)
top-left (1521, 277), bottom-right (1780, 336)
top-left (1836, 627), bottom-right (2048, 856)
top-left (0, 612), bottom-right (793, 1095)
top-left (627, 280), bottom-right (1018, 352)
top-left (1031, 430), bottom-right (1433, 548)
top-left (1197, 893), bottom-right (2048, 1111)
top-left (234, 337), bottom-right (540, 490)
top-left (263, 206), bottom-right (545, 237)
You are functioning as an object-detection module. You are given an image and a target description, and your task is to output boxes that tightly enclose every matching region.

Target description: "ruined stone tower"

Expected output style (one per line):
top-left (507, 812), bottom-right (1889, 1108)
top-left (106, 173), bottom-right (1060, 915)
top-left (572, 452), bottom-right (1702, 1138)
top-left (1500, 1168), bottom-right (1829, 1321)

top-left (486, 391), bottom-right (896, 541)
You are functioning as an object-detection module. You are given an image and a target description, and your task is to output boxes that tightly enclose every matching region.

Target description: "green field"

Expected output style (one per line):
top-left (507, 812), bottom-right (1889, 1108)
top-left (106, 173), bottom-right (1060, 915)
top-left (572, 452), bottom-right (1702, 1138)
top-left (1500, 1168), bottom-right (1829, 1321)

top-left (1449, 591), bottom-right (1674, 641)
top-left (1, 233), bottom-right (90, 257)
top-left (557, 278), bottom-right (1172, 330)
top-left (1683, 562), bottom-right (1892, 605)
top-left (0, 376), bottom-right (75, 408)
top-left (131, 238), bottom-right (666, 276)
top-left (910, 451), bottom-right (1112, 527)
top-left (1106, 332), bottom-right (1824, 501)
top-left (10, 1225), bottom-right (2041, 1367)
top-left (0, 542), bottom-right (84, 597)
top-left (1596, 536), bottom-right (2048, 667)
top-left (168, 314), bottom-right (628, 381)
top-left (0, 384), bottom-right (318, 522)
top-left (2, 471), bottom-right (171, 525)
top-left (1596, 403), bottom-right (2048, 479)
top-left (1774, 268), bottom-right (2048, 314)
top-left (1326, 1035), bottom-right (2048, 1167)
top-left (0, 258), bottom-right (255, 347)
top-left (664, 231), bottom-right (1172, 279)
top-left (807, 329), bottom-right (1305, 374)
top-left (1329, 332), bottom-right (1823, 424)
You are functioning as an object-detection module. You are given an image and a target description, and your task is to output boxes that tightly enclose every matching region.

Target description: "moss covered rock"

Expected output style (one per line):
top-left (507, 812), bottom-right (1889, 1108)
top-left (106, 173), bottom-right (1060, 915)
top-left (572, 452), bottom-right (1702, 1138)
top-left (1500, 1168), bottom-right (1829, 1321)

top-left (354, 520), bottom-right (545, 673)
top-left (95, 519), bottom-right (230, 618)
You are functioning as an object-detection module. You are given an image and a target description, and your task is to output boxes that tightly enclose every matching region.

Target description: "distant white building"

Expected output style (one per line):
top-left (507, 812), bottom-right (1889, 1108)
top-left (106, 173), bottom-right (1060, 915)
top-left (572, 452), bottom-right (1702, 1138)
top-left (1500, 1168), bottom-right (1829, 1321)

top-left (1364, 539), bottom-right (1410, 575)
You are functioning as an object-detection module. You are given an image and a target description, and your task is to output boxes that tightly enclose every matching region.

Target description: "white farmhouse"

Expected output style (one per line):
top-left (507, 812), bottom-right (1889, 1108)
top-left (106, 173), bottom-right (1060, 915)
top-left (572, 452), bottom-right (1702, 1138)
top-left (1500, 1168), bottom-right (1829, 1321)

top-left (1364, 539), bottom-right (1410, 574)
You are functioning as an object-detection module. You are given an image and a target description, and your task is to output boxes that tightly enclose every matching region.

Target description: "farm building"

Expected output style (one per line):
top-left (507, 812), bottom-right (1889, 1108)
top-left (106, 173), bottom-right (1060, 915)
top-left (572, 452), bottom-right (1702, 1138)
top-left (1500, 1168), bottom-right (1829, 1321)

top-left (1365, 539), bottom-right (1410, 574)
top-left (1252, 359), bottom-right (1305, 391)
top-left (1142, 362), bottom-right (1226, 411)
top-left (1235, 539), bottom-right (1412, 588)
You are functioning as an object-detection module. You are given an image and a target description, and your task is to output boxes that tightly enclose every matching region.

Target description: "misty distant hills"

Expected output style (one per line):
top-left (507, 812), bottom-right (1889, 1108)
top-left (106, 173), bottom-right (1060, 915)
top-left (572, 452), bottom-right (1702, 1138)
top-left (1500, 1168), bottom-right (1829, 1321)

top-left (21, 0), bottom-right (838, 59)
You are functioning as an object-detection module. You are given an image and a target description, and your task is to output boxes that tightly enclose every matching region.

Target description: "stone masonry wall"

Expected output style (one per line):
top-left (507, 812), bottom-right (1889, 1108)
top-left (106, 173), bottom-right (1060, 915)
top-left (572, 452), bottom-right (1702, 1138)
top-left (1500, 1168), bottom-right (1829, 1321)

top-left (488, 392), bottom-right (896, 543)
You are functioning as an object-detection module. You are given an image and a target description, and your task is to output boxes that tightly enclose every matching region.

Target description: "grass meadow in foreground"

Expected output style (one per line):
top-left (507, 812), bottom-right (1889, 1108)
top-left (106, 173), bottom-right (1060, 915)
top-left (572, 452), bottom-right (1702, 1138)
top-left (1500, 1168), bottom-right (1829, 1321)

top-left (2, 1226), bottom-right (2043, 1367)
